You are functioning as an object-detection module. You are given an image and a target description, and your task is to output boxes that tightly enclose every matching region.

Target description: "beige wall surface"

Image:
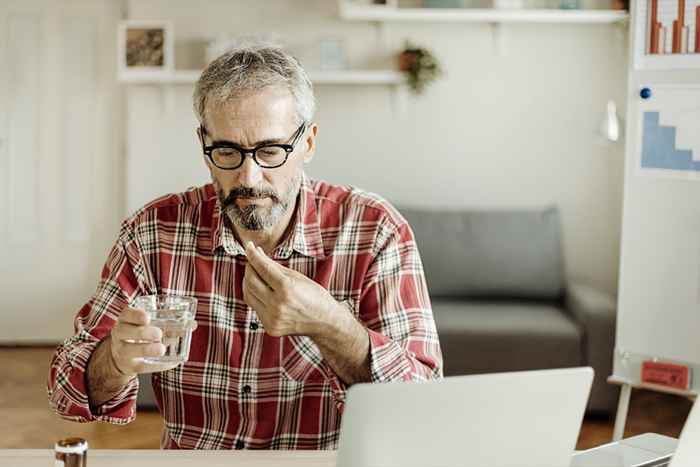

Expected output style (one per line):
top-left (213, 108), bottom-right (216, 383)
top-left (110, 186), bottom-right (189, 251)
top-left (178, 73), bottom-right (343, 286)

top-left (126, 0), bottom-right (628, 295)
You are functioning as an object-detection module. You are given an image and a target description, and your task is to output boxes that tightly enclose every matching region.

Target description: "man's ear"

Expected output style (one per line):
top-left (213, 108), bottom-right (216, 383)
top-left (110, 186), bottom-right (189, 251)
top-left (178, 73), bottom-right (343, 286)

top-left (303, 123), bottom-right (318, 164)
top-left (197, 126), bottom-right (213, 169)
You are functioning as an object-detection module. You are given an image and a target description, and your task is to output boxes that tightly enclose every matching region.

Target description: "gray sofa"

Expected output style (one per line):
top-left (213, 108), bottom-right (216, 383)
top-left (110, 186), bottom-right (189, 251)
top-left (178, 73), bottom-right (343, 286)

top-left (399, 206), bottom-right (618, 414)
top-left (138, 205), bottom-right (617, 414)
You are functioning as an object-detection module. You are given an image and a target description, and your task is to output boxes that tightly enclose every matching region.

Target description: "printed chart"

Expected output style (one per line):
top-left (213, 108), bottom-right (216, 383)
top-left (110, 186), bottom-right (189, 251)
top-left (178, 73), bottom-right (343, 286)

top-left (647, 0), bottom-right (700, 55)
top-left (638, 85), bottom-right (700, 179)
top-left (635, 0), bottom-right (700, 68)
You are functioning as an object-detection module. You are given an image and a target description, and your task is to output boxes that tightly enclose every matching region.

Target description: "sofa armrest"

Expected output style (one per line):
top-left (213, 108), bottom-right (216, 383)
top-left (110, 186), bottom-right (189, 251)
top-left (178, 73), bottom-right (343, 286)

top-left (565, 282), bottom-right (618, 413)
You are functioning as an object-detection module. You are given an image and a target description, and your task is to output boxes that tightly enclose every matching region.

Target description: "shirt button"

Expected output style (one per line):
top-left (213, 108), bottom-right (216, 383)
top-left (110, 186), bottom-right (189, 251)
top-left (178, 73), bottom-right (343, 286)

top-left (249, 322), bottom-right (258, 330)
top-left (242, 384), bottom-right (252, 394)
top-left (235, 440), bottom-right (245, 450)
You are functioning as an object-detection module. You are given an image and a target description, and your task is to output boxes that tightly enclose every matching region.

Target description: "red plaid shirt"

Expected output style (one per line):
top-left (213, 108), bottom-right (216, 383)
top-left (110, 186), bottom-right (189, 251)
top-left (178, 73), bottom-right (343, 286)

top-left (48, 174), bottom-right (443, 449)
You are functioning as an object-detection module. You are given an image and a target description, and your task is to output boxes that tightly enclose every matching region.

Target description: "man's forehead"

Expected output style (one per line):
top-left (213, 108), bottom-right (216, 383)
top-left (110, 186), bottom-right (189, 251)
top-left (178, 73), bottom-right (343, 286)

top-left (205, 88), bottom-right (297, 134)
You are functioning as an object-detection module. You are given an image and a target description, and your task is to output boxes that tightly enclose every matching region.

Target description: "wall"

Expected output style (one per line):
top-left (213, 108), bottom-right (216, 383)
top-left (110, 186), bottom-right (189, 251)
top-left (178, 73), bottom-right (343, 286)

top-left (126, 0), bottom-right (628, 295)
top-left (0, 0), bottom-right (124, 342)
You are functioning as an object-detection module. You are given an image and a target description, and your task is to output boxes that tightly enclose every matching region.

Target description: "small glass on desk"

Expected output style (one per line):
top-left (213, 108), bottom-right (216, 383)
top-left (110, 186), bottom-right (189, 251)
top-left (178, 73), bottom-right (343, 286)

top-left (133, 294), bottom-right (197, 365)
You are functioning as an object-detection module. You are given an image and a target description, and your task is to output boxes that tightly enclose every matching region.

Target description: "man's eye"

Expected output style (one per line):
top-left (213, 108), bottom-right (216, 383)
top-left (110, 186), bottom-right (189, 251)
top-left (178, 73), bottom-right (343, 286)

top-left (259, 148), bottom-right (283, 157)
top-left (215, 148), bottom-right (237, 157)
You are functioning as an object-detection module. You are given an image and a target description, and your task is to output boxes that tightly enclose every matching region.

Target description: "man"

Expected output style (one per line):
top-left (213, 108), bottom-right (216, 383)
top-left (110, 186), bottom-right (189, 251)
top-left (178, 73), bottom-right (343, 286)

top-left (48, 44), bottom-right (443, 449)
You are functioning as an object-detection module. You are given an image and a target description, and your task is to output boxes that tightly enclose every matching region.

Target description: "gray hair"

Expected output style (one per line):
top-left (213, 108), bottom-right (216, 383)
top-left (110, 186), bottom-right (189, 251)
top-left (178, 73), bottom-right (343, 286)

top-left (193, 43), bottom-right (315, 126)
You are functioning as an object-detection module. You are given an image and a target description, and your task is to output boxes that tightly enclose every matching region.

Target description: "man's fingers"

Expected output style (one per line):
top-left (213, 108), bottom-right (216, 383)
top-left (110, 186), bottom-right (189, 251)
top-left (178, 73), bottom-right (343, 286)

top-left (119, 307), bottom-right (150, 326)
top-left (245, 263), bottom-right (272, 296)
top-left (243, 277), bottom-right (266, 312)
top-left (245, 242), bottom-right (286, 290)
top-left (243, 279), bottom-right (265, 309)
top-left (117, 341), bottom-right (166, 360)
top-left (113, 323), bottom-right (162, 343)
top-left (134, 360), bottom-right (181, 375)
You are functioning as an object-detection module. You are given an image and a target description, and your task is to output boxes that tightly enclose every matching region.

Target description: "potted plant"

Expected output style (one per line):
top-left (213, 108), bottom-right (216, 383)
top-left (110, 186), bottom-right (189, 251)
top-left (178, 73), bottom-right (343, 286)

top-left (397, 42), bottom-right (443, 95)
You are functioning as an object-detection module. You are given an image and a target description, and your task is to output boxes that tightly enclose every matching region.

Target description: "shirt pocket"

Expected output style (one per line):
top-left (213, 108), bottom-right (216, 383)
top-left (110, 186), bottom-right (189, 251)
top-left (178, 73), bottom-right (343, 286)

top-left (280, 335), bottom-right (327, 384)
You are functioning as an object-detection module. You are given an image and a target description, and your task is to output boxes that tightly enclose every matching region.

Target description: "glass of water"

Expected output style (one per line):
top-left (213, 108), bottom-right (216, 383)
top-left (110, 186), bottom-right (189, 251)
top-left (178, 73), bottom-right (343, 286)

top-left (133, 294), bottom-right (197, 365)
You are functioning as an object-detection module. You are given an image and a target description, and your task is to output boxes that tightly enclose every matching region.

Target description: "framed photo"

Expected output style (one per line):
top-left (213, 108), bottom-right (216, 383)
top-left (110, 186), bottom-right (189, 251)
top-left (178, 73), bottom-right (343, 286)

top-left (118, 20), bottom-right (174, 80)
top-left (634, 0), bottom-right (700, 70)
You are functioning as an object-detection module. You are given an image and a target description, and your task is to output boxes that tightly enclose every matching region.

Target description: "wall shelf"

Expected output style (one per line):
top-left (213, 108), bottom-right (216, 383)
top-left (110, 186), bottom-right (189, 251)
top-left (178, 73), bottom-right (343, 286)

top-left (339, 3), bottom-right (629, 24)
top-left (118, 69), bottom-right (405, 85)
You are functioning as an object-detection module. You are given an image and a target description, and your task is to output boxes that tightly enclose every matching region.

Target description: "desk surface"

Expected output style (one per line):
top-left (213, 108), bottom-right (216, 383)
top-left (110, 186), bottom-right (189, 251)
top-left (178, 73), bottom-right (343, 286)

top-left (0, 434), bottom-right (678, 467)
top-left (0, 449), bottom-right (337, 467)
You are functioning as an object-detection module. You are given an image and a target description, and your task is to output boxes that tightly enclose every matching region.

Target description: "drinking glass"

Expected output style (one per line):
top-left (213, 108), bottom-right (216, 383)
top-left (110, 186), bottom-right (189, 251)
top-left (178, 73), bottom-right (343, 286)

top-left (133, 294), bottom-right (197, 365)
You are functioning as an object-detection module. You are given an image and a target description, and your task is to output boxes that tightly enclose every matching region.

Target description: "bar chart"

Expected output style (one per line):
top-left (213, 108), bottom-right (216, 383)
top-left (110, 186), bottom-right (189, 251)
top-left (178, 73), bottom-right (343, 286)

top-left (637, 85), bottom-right (700, 179)
top-left (647, 0), bottom-right (700, 55)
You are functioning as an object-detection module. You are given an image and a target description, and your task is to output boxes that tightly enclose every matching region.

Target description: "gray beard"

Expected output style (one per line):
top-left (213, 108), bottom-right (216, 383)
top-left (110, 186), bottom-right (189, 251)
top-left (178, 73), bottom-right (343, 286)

top-left (219, 173), bottom-right (302, 231)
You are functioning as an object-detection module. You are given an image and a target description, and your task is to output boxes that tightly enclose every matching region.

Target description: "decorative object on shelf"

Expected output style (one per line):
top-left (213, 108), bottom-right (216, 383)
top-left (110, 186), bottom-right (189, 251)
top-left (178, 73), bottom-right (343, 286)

top-left (117, 20), bottom-right (174, 80)
top-left (339, 0), bottom-right (629, 23)
top-left (611, 0), bottom-right (630, 10)
top-left (373, 0), bottom-right (398, 6)
top-left (318, 37), bottom-right (348, 70)
top-left (397, 42), bottom-right (443, 94)
top-left (351, 0), bottom-right (398, 7)
top-left (634, 0), bottom-right (700, 70)
top-left (559, 0), bottom-right (581, 9)
top-left (493, 0), bottom-right (525, 9)
top-left (423, 0), bottom-right (465, 7)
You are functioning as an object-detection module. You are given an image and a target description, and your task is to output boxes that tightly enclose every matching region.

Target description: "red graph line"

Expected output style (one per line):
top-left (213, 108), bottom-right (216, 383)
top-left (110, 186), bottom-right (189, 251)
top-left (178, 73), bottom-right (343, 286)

top-left (651, 0), bottom-right (659, 53)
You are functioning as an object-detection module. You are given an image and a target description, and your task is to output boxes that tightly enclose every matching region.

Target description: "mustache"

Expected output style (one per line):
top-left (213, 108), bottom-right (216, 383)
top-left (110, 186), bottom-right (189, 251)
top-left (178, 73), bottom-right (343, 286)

top-left (222, 186), bottom-right (279, 206)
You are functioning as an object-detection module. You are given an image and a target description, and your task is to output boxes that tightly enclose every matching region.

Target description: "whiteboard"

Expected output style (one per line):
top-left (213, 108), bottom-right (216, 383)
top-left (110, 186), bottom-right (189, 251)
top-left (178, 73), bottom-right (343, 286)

top-left (615, 81), bottom-right (700, 389)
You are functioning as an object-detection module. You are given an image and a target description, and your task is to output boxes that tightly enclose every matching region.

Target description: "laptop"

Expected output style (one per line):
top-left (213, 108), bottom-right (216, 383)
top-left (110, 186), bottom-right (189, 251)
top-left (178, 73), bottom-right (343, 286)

top-left (336, 367), bottom-right (594, 467)
top-left (671, 397), bottom-right (700, 467)
top-left (581, 397), bottom-right (700, 467)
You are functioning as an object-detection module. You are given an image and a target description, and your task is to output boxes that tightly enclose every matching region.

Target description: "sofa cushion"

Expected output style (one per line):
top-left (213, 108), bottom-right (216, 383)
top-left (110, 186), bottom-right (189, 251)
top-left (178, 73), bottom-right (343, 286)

top-left (399, 206), bottom-right (564, 299)
top-left (432, 299), bottom-right (582, 376)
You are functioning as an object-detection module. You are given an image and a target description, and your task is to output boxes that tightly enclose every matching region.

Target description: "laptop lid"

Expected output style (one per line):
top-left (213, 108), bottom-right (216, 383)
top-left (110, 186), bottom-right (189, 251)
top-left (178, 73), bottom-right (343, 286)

top-left (337, 367), bottom-right (593, 467)
top-left (669, 399), bottom-right (700, 467)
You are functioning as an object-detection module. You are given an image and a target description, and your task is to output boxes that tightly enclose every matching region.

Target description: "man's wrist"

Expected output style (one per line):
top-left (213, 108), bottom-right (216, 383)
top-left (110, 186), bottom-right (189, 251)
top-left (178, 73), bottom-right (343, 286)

top-left (87, 337), bottom-right (134, 409)
top-left (305, 299), bottom-right (354, 340)
top-left (102, 336), bottom-right (134, 383)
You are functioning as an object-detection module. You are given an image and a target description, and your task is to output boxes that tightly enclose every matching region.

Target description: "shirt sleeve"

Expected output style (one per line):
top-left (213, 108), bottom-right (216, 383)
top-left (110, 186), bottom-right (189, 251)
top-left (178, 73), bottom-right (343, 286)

top-left (47, 222), bottom-right (148, 424)
top-left (358, 218), bottom-right (444, 383)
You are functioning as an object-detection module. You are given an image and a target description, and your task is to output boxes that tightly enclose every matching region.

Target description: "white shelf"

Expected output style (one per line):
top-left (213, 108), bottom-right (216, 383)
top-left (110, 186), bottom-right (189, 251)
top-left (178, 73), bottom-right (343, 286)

top-left (118, 71), bottom-right (201, 84)
top-left (119, 69), bottom-right (405, 85)
top-left (310, 69), bottom-right (404, 84)
top-left (339, 3), bottom-right (629, 24)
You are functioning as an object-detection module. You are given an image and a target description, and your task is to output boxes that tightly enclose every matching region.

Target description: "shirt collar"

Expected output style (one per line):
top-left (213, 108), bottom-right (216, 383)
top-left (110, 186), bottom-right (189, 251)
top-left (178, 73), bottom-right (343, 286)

top-left (210, 173), bottom-right (325, 260)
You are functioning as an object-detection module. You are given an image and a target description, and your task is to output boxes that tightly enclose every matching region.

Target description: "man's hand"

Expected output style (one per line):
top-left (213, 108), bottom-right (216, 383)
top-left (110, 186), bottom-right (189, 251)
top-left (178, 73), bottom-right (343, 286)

top-left (110, 307), bottom-right (197, 376)
top-left (242, 241), bottom-right (342, 337)
top-left (87, 306), bottom-right (198, 408)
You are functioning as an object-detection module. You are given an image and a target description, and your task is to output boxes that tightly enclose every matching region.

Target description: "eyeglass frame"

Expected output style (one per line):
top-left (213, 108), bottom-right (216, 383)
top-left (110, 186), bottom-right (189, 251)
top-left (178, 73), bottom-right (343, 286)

top-left (198, 121), bottom-right (307, 170)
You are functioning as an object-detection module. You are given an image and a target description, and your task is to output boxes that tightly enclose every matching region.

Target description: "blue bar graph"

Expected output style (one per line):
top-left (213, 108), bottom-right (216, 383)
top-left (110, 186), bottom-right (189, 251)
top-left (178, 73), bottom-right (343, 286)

top-left (641, 111), bottom-right (699, 171)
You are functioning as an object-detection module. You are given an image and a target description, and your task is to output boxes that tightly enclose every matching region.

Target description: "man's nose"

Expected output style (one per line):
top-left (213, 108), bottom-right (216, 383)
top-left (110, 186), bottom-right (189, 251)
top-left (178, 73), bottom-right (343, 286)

top-left (236, 154), bottom-right (263, 187)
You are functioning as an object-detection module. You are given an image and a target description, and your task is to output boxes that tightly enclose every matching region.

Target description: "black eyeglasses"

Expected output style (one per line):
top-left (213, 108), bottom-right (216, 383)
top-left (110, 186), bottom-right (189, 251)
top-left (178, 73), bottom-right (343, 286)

top-left (199, 122), bottom-right (307, 170)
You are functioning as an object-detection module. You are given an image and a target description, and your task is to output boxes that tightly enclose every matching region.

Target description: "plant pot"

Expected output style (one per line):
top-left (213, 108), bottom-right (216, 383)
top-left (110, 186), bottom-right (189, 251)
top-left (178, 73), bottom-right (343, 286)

top-left (398, 51), bottom-right (419, 72)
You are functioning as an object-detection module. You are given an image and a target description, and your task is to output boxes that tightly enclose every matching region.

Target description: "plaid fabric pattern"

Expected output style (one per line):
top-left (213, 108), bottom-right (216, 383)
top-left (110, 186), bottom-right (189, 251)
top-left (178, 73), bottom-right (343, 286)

top-left (47, 173), bottom-right (443, 449)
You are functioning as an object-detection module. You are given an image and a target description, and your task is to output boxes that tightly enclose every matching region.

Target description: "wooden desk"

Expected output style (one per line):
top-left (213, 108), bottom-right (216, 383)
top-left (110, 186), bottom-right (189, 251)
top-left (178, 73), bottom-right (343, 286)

top-left (0, 434), bottom-right (678, 467)
top-left (0, 449), bottom-right (336, 467)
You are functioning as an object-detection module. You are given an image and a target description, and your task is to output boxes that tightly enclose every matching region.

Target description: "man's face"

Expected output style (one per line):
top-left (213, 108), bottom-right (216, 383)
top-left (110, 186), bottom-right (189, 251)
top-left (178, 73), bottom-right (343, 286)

top-left (199, 87), bottom-right (314, 232)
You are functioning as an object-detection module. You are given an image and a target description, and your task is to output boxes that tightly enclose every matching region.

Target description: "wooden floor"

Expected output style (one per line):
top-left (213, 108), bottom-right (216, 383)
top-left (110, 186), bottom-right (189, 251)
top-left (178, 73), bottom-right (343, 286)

top-left (0, 347), bottom-right (693, 450)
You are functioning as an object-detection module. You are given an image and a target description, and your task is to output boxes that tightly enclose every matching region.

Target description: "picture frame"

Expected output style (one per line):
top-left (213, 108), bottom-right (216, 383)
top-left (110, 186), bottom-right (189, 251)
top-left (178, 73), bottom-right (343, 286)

top-left (117, 20), bottom-right (174, 81)
top-left (634, 0), bottom-right (700, 70)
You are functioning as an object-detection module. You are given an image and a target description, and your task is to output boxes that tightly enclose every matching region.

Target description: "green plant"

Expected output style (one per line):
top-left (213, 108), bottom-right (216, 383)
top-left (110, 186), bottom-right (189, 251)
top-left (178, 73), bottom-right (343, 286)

top-left (397, 42), bottom-right (443, 94)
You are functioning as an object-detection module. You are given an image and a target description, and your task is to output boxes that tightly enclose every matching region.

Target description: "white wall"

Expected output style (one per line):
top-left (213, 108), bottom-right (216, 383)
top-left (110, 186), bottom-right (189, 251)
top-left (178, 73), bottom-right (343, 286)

top-left (127, 0), bottom-right (627, 295)
top-left (0, 0), bottom-right (124, 342)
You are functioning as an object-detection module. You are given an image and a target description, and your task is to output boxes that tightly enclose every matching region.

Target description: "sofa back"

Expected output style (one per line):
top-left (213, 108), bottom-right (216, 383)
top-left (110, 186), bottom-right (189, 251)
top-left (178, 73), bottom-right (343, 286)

top-left (399, 206), bottom-right (564, 300)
